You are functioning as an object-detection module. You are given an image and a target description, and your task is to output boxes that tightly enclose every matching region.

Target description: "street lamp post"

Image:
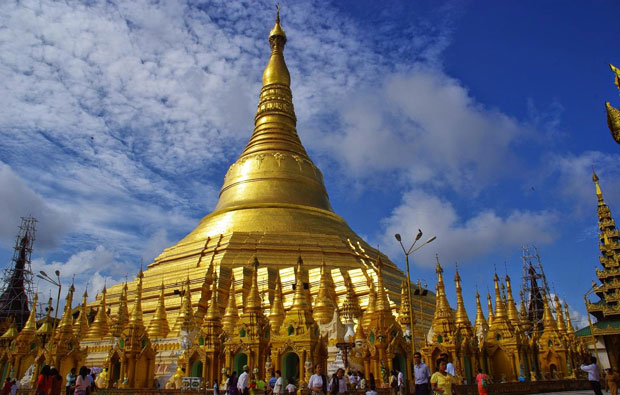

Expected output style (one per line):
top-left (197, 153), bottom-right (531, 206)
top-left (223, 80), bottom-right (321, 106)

top-left (36, 270), bottom-right (61, 349)
top-left (395, 230), bottom-right (436, 389)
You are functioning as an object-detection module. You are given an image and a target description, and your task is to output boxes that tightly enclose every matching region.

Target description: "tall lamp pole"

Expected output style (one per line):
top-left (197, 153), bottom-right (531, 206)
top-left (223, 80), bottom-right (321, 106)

top-left (36, 270), bottom-right (61, 346)
top-left (395, 231), bottom-right (436, 386)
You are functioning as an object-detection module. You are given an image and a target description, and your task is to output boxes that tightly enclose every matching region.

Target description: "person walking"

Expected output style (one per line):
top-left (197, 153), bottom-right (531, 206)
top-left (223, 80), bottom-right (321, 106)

top-left (329, 368), bottom-right (347, 395)
top-left (35, 365), bottom-right (52, 395)
top-left (431, 360), bottom-right (458, 395)
top-left (238, 366), bottom-right (250, 395)
top-left (273, 371), bottom-right (283, 395)
top-left (308, 364), bottom-right (327, 395)
top-left (440, 353), bottom-right (455, 377)
top-left (66, 368), bottom-right (77, 395)
top-left (1, 378), bottom-right (12, 395)
top-left (229, 372), bottom-right (239, 395)
top-left (413, 352), bottom-right (431, 395)
top-left (581, 357), bottom-right (603, 395)
top-left (75, 366), bottom-right (90, 395)
top-left (50, 368), bottom-right (63, 395)
top-left (475, 368), bottom-right (489, 395)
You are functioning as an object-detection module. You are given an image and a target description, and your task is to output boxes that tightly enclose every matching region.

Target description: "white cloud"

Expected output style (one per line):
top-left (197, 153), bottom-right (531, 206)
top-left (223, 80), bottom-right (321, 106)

top-left (0, 163), bottom-right (72, 250)
top-left (380, 189), bottom-right (558, 266)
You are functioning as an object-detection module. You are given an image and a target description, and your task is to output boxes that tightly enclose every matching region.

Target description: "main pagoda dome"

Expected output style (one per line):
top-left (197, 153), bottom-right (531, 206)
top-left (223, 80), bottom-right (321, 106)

top-left (102, 9), bottom-right (406, 343)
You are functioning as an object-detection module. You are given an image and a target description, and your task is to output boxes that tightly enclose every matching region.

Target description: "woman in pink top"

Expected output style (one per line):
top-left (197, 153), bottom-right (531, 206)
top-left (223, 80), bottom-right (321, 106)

top-left (475, 369), bottom-right (488, 395)
top-left (75, 366), bottom-right (90, 395)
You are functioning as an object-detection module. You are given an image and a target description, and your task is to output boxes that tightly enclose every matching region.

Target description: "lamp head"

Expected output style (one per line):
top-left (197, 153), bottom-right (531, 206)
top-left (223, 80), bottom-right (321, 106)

top-left (415, 229), bottom-right (423, 241)
top-left (427, 236), bottom-right (437, 243)
top-left (55, 270), bottom-right (60, 277)
top-left (394, 234), bottom-right (402, 242)
top-left (40, 271), bottom-right (48, 277)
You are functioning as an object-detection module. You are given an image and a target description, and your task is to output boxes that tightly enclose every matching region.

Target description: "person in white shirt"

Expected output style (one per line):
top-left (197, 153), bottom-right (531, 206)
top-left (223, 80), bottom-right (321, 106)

top-left (441, 353), bottom-right (456, 376)
top-left (308, 364), bottom-right (326, 395)
top-left (273, 370), bottom-right (284, 395)
top-left (397, 368), bottom-right (405, 395)
top-left (286, 379), bottom-right (297, 395)
top-left (581, 357), bottom-right (603, 395)
top-left (237, 365), bottom-right (250, 395)
top-left (330, 368), bottom-right (347, 394)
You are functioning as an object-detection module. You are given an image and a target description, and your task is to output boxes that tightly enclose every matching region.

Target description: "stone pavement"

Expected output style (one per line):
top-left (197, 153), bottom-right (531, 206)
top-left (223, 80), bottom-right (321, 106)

top-left (531, 391), bottom-right (595, 395)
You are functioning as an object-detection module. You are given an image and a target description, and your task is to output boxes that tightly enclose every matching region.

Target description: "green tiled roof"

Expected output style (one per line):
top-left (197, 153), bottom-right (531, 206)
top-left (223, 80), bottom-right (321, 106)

top-left (575, 319), bottom-right (620, 337)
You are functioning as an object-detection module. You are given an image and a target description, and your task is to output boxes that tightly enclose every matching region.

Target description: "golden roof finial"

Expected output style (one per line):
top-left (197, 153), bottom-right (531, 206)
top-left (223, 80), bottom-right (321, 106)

top-left (474, 289), bottom-right (488, 333)
top-left (264, 4), bottom-right (289, 86)
top-left (564, 301), bottom-right (575, 333)
top-left (204, 274), bottom-right (220, 322)
top-left (341, 273), bottom-right (361, 322)
top-left (313, 258), bottom-right (337, 324)
top-left (374, 257), bottom-right (391, 313)
top-left (486, 292), bottom-right (494, 326)
top-left (128, 267), bottom-right (145, 329)
top-left (147, 282), bottom-right (170, 338)
top-left (23, 293), bottom-right (38, 333)
top-left (290, 256), bottom-right (308, 310)
top-left (269, 271), bottom-right (286, 333)
top-left (361, 274), bottom-right (376, 332)
top-left (86, 286), bottom-right (109, 340)
top-left (56, 283), bottom-right (75, 333)
top-left (110, 282), bottom-right (129, 337)
top-left (504, 274), bottom-right (520, 328)
top-left (593, 170), bottom-right (604, 203)
top-left (398, 280), bottom-right (412, 327)
top-left (222, 274), bottom-right (239, 335)
top-left (541, 291), bottom-right (557, 332)
top-left (37, 297), bottom-right (53, 337)
top-left (74, 290), bottom-right (89, 337)
top-left (1, 319), bottom-right (18, 340)
top-left (553, 295), bottom-right (567, 334)
top-left (492, 273), bottom-right (507, 320)
top-left (173, 277), bottom-right (195, 334)
top-left (246, 256), bottom-right (263, 312)
top-left (454, 264), bottom-right (471, 327)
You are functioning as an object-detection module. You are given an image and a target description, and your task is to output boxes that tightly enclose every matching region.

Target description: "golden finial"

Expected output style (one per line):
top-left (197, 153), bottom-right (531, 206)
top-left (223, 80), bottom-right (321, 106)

top-left (128, 267), bottom-right (145, 329)
top-left (593, 169), bottom-right (605, 203)
top-left (313, 258), bottom-right (337, 324)
top-left (341, 273), bottom-right (361, 322)
top-left (564, 301), bottom-right (575, 333)
top-left (487, 292), bottom-right (494, 326)
top-left (204, 274), bottom-right (220, 322)
top-left (541, 291), bottom-right (557, 332)
top-left (492, 273), bottom-right (507, 321)
top-left (290, 256), bottom-right (308, 310)
top-left (110, 282), bottom-right (129, 337)
top-left (361, 274), bottom-right (376, 332)
top-left (553, 295), bottom-right (567, 334)
top-left (23, 293), bottom-right (38, 332)
top-left (269, 271), bottom-right (286, 333)
top-left (74, 289), bottom-right (89, 337)
top-left (454, 264), bottom-right (471, 327)
top-left (610, 63), bottom-right (620, 92)
top-left (504, 274), bottom-right (521, 328)
top-left (245, 256), bottom-right (263, 312)
top-left (172, 277), bottom-right (195, 335)
top-left (1, 319), bottom-right (18, 340)
top-left (86, 286), bottom-right (109, 340)
top-left (222, 274), bottom-right (239, 335)
top-left (398, 280), bottom-right (412, 327)
top-left (148, 282), bottom-right (170, 338)
top-left (474, 289), bottom-right (488, 333)
top-left (56, 283), bottom-right (76, 333)
top-left (374, 256), bottom-right (391, 313)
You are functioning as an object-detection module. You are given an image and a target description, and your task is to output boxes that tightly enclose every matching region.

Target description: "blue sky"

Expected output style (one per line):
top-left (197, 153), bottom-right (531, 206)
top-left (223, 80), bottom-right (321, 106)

top-left (1, 0), bottom-right (619, 329)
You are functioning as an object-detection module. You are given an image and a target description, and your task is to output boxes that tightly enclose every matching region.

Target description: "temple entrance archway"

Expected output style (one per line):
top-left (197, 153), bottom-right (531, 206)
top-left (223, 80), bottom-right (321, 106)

top-left (192, 360), bottom-right (203, 377)
top-left (282, 352), bottom-right (299, 386)
top-left (490, 349), bottom-right (512, 382)
top-left (110, 353), bottom-right (121, 387)
top-left (392, 354), bottom-right (406, 377)
top-left (233, 353), bottom-right (247, 376)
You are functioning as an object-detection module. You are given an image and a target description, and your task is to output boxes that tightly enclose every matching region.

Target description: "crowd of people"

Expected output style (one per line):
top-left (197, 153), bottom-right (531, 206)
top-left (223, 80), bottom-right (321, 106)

top-left (0, 365), bottom-right (99, 395)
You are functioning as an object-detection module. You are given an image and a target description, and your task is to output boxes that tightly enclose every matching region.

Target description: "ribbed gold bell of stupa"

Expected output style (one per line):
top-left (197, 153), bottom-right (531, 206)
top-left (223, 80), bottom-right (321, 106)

top-left (99, 8), bottom-right (406, 340)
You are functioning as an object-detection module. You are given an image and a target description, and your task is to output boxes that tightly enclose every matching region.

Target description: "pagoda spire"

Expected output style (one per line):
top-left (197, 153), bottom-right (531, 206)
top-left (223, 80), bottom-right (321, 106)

top-left (341, 274), bottom-right (361, 323)
top-left (202, 273), bottom-right (222, 347)
top-left (313, 259), bottom-right (337, 324)
top-left (454, 265), bottom-right (471, 328)
top-left (361, 276), bottom-right (376, 332)
top-left (541, 291), bottom-right (557, 332)
top-left (519, 291), bottom-right (532, 333)
top-left (110, 283), bottom-right (129, 337)
top-left (564, 301), bottom-right (575, 333)
top-left (147, 282), bottom-right (170, 338)
top-left (487, 293), bottom-right (494, 326)
top-left (505, 274), bottom-right (521, 329)
top-left (398, 281), bottom-right (412, 333)
top-left (85, 285), bottom-right (109, 340)
top-left (374, 257), bottom-right (391, 313)
top-left (37, 297), bottom-right (54, 338)
top-left (222, 273), bottom-right (239, 335)
top-left (15, 293), bottom-right (37, 343)
top-left (172, 277), bottom-right (195, 335)
top-left (204, 274), bottom-right (220, 322)
top-left (474, 290), bottom-right (488, 336)
top-left (246, 257), bottom-right (263, 313)
top-left (128, 268), bottom-right (145, 330)
top-left (195, 264), bottom-right (214, 323)
top-left (269, 272), bottom-right (286, 333)
top-left (592, 171), bottom-right (620, 269)
top-left (492, 274), bottom-right (508, 321)
top-left (289, 257), bottom-right (310, 311)
top-left (56, 283), bottom-right (75, 333)
top-left (74, 290), bottom-right (89, 338)
top-left (432, 257), bottom-right (455, 340)
top-left (553, 295), bottom-right (567, 335)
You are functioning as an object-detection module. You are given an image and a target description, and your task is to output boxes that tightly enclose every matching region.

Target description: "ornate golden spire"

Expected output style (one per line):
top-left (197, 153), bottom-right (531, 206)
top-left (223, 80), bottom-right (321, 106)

top-left (564, 301), bottom-right (575, 333)
top-left (542, 291), bottom-right (557, 332)
top-left (37, 297), bottom-right (54, 337)
top-left (86, 286), bottom-right (109, 340)
top-left (56, 283), bottom-right (75, 333)
top-left (519, 291), bottom-right (532, 333)
top-left (172, 277), bottom-right (195, 335)
top-left (504, 274), bottom-right (521, 329)
top-left (74, 290), bottom-right (89, 338)
top-left (269, 272), bottom-right (286, 333)
top-left (204, 274), bottom-right (220, 322)
top-left (361, 278), bottom-right (376, 332)
top-left (592, 171), bottom-right (620, 269)
top-left (474, 290), bottom-right (488, 333)
top-left (289, 256), bottom-right (310, 311)
top-left (606, 64), bottom-right (620, 144)
top-left (246, 257), bottom-right (263, 313)
top-left (492, 274), bottom-right (507, 321)
top-left (281, 256), bottom-right (315, 336)
top-left (432, 257), bottom-right (455, 339)
top-left (341, 274), bottom-right (361, 322)
top-left (553, 295), bottom-right (567, 335)
top-left (16, 293), bottom-right (38, 341)
top-left (195, 265), bottom-right (214, 323)
top-left (374, 257), bottom-right (391, 313)
top-left (202, 273), bottom-right (222, 347)
top-left (147, 282), bottom-right (170, 338)
top-left (222, 274), bottom-right (239, 335)
top-left (487, 293), bottom-right (494, 326)
top-left (1, 319), bottom-right (17, 340)
top-left (398, 281), bottom-right (412, 328)
top-left (128, 268), bottom-right (145, 330)
top-left (454, 266), bottom-right (471, 328)
top-left (313, 259), bottom-right (337, 324)
top-left (110, 283), bottom-right (129, 337)
top-left (212, 7), bottom-right (333, 215)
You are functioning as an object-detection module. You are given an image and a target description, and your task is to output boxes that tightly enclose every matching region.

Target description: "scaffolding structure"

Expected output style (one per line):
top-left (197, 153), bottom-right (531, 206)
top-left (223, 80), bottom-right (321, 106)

top-left (0, 217), bottom-right (38, 330)
top-left (520, 245), bottom-right (553, 336)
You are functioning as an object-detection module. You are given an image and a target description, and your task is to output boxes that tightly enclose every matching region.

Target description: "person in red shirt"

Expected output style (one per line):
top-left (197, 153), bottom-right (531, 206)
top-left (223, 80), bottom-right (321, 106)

top-left (50, 368), bottom-right (63, 395)
top-left (35, 365), bottom-right (52, 395)
top-left (1, 377), bottom-right (12, 395)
